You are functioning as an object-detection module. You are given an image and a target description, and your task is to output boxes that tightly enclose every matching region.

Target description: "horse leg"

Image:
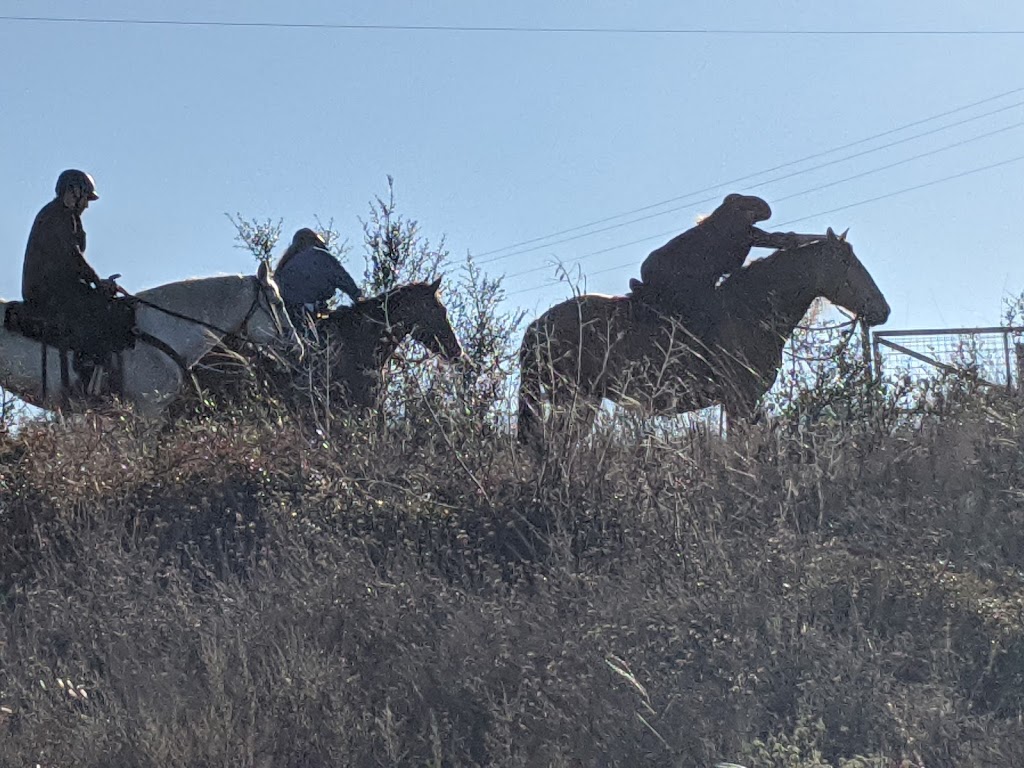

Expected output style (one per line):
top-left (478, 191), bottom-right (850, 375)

top-left (516, 376), bottom-right (546, 451)
top-left (570, 394), bottom-right (600, 441)
top-left (724, 396), bottom-right (758, 442)
top-left (121, 346), bottom-right (185, 422)
top-left (544, 386), bottom-right (601, 452)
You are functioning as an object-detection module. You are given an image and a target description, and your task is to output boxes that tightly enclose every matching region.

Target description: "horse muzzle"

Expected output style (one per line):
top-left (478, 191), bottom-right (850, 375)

top-left (860, 301), bottom-right (891, 327)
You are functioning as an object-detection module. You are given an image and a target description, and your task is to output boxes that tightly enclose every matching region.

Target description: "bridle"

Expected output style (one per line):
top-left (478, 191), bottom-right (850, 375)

top-left (792, 238), bottom-right (865, 334)
top-left (336, 287), bottom-right (456, 365)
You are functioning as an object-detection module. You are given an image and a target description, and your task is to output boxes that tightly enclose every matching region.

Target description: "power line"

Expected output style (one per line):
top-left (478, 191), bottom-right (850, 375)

top-left (771, 120), bottom-right (1024, 203)
top-left (480, 100), bottom-right (1024, 266)
top-left (477, 86), bottom-right (1024, 262)
top-left (505, 152), bottom-right (1024, 297)
top-left (3, 15), bottom-right (1024, 34)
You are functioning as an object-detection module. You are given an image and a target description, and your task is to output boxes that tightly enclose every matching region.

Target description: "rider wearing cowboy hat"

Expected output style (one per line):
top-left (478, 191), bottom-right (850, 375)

top-left (634, 193), bottom-right (811, 329)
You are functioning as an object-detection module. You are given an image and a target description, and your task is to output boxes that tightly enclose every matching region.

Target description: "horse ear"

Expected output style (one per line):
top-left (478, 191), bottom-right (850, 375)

top-left (840, 228), bottom-right (849, 242)
top-left (429, 277), bottom-right (442, 292)
top-left (257, 260), bottom-right (269, 282)
top-left (826, 227), bottom-right (837, 242)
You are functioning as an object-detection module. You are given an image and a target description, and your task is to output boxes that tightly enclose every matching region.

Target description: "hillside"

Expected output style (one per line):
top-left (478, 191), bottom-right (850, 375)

top-left (1, 388), bottom-right (1024, 767)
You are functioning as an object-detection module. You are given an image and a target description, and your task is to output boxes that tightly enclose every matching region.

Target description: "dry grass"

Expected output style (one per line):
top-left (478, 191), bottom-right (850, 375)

top-left (1, 383), bottom-right (1024, 767)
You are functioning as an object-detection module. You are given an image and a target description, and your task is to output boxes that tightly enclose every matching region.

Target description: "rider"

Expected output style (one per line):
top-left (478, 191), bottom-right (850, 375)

top-left (634, 193), bottom-right (809, 329)
top-left (274, 227), bottom-right (363, 327)
top-left (22, 169), bottom-right (133, 366)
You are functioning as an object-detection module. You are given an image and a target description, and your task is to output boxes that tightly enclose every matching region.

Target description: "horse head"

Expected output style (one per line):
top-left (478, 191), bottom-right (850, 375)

top-left (386, 278), bottom-right (464, 361)
top-left (244, 261), bottom-right (304, 357)
top-left (819, 228), bottom-right (890, 327)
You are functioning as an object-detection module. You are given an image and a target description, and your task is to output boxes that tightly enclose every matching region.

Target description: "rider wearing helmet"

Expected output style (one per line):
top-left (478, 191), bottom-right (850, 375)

top-left (634, 193), bottom-right (810, 330)
top-left (274, 227), bottom-right (363, 327)
top-left (21, 169), bottom-right (133, 366)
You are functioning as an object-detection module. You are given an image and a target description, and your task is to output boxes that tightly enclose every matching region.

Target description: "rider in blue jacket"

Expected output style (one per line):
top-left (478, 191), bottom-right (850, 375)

top-left (274, 228), bottom-right (363, 327)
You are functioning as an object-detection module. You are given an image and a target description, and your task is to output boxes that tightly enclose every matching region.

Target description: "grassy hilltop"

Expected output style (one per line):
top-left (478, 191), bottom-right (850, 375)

top-left (1, 382), bottom-right (1024, 768)
top-left (3, 197), bottom-right (1024, 766)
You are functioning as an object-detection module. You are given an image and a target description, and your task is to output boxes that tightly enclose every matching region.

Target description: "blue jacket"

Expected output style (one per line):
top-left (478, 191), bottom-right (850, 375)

top-left (275, 247), bottom-right (361, 307)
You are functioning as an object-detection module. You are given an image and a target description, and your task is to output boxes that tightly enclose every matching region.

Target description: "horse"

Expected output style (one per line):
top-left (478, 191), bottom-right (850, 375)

top-left (517, 229), bottom-right (890, 448)
top-left (317, 278), bottom-right (464, 407)
top-left (0, 262), bottom-right (302, 419)
top-left (189, 278), bottom-right (464, 411)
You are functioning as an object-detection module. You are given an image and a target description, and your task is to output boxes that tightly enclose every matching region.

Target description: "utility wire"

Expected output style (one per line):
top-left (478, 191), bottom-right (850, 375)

top-left (505, 152), bottom-right (1024, 297)
top-left (477, 90), bottom-right (1024, 264)
top-left (2, 16), bottom-right (1024, 35)
top-left (771, 120), bottom-right (1024, 203)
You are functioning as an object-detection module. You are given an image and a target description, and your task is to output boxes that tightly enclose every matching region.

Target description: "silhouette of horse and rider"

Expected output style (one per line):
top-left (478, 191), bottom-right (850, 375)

top-left (517, 194), bottom-right (890, 448)
top-left (1, 170), bottom-right (889, 427)
top-left (1, 169), bottom-right (462, 417)
top-left (0, 171), bottom-right (309, 416)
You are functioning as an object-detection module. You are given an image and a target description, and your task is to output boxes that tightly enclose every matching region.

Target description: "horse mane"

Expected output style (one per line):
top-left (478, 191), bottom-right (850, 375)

top-left (718, 239), bottom-right (828, 294)
top-left (324, 281), bottom-right (437, 332)
top-left (135, 274), bottom-right (253, 305)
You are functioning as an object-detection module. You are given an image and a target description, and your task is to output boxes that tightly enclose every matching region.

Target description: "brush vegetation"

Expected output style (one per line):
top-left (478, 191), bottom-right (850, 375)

top-left (2, 187), bottom-right (1023, 767)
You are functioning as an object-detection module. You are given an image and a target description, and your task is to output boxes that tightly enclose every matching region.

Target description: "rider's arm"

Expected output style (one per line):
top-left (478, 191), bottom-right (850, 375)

top-left (46, 215), bottom-right (103, 287)
top-left (324, 254), bottom-right (363, 302)
top-left (750, 228), bottom-right (821, 250)
top-left (74, 256), bottom-right (103, 288)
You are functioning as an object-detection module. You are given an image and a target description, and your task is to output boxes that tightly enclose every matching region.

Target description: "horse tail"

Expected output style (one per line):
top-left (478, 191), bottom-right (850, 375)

top-left (517, 319), bottom-right (546, 447)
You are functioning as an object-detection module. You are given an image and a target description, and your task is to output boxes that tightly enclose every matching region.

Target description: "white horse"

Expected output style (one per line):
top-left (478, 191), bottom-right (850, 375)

top-left (0, 263), bottom-right (302, 418)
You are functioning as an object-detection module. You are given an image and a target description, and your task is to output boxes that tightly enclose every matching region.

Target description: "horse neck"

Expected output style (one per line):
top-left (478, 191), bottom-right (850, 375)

top-left (140, 275), bottom-right (255, 327)
top-left (136, 276), bottom-right (257, 363)
top-left (732, 246), bottom-right (832, 349)
top-left (362, 288), bottom-right (417, 363)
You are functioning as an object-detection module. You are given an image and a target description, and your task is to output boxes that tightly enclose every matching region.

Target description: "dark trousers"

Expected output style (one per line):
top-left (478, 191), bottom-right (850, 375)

top-left (28, 284), bottom-right (135, 363)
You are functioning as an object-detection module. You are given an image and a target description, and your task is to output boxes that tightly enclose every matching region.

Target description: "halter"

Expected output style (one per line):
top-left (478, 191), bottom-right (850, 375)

top-left (791, 238), bottom-right (865, 334)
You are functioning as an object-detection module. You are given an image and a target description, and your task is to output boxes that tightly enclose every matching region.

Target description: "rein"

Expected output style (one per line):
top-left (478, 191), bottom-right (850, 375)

top-left (121, 278), bottom-right (281, 391)
top-left (787, 315), bottom-right (860, 365)
top-left (794, 318), bottom-right (858, 333)
top-left (126, 278), bottom-right (264, 342)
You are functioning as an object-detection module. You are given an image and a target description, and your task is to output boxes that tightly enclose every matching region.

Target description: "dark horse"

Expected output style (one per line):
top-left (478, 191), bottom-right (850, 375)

top-left (188, 278), bottom-right (463, 412)
top-left (317, 277), bottom-right (464, 407)
top-left (517, 229), bottom-right (890, 447)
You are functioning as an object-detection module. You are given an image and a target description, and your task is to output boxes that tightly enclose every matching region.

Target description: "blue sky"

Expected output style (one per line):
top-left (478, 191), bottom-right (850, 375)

top-left (2, 1), bottom-right (1023, 334)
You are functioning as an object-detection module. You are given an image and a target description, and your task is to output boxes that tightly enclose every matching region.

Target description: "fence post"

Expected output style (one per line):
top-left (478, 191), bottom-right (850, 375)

top-left (870, 329), bottom-right (882, 384)
top-left (1003, 331), bottom-right (1012, 392)
top-left (1016, 342), bottom-right (1024, 396)
top-left (861, 322), bottom-right (874, 408)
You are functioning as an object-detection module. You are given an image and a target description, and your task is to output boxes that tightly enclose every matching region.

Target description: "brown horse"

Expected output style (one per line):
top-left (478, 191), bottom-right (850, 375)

top-left (189, 278), bottom-right (463, 412)
top-left (316, 277), bottom-right (463, 407)
top-left (517, 229), bottom-right (890, 447)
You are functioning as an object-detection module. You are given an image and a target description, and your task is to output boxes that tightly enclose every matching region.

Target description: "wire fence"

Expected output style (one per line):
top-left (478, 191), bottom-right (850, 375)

top-left (872, 326), bottom-right (1024, 391)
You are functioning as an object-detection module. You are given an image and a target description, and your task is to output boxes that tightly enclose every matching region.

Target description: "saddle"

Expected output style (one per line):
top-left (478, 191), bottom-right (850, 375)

top-left (627, 278), bottom-right (684, 319)
top-left (4, 298), bottom-right (138, 398)
top-left (626, 278), bottom-right (714, 339)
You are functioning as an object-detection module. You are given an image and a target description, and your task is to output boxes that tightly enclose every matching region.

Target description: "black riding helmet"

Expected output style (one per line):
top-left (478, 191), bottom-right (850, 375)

top-left (55, 169), bottom-right (99, 201)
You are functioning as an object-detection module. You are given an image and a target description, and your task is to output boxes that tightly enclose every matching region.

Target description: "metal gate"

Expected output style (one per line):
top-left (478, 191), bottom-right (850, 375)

top-left (872, 326), bottom-right (1024, 392)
